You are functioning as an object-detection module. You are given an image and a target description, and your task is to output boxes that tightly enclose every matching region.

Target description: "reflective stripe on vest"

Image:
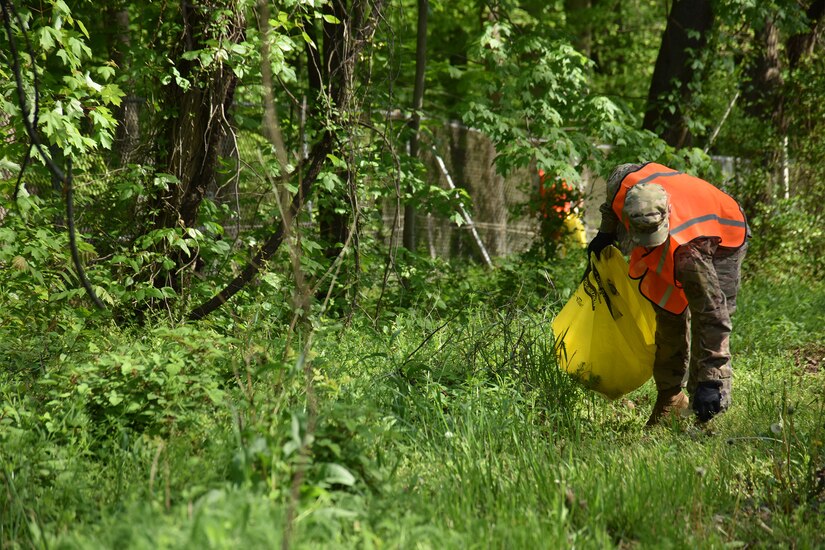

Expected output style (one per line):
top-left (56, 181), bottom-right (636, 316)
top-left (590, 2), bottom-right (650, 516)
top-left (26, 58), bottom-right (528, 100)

top-left (611, 162), bottom-right (747, 314)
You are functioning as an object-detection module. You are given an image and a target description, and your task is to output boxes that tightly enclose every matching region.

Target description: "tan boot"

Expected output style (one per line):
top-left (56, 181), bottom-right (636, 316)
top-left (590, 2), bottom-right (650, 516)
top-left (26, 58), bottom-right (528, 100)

top-left (646, 388), bottom-right (689, 426)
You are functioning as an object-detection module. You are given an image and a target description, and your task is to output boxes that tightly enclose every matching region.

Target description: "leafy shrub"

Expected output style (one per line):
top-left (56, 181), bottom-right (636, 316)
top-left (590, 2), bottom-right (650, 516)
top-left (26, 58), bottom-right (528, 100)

top-left (745, 197), bottom-right (825, 282)
top-left (43, 324), bottom-right (236, 437)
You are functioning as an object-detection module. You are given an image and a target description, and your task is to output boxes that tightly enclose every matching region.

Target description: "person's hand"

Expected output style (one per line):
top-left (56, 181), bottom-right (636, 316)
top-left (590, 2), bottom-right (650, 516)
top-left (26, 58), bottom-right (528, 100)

top-left (586, 231), bottom-right (615, 260)
top-left (694, 381), bottom-right (723, 422)
top-left (581, 231), bottom-right (614, 282)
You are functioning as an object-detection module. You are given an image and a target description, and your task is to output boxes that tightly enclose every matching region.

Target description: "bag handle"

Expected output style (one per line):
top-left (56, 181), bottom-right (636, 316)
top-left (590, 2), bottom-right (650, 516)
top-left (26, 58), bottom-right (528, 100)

top-left (583, 249), bottom-right (616, 318)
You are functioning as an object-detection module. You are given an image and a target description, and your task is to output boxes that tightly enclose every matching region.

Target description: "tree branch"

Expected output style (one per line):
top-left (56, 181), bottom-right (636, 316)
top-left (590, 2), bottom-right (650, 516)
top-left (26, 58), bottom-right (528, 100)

top-left (188, 0), bottom-right (385, 321)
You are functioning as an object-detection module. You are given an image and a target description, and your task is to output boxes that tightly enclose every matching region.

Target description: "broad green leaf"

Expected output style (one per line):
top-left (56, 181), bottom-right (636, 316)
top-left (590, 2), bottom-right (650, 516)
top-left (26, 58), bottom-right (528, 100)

top-left (54, 0), bottom-right (71, 15)
top-left (40, 109), bottom-right (63, 139)
top-left (323, 463), bottom-right (356, 486)
top-left (107, 391), bottom-right (123, 406)
top-left (39, 27), bottom-right (55, 51)
top-left (101, 84), bottom-right (124, 106)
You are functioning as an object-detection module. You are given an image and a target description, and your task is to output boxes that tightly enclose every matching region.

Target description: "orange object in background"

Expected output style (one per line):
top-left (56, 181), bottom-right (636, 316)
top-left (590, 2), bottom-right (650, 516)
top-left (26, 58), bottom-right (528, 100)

top-left (538, 168), bottom-right (576, 217)
top-left (536, 169), bottom-right (586, 251)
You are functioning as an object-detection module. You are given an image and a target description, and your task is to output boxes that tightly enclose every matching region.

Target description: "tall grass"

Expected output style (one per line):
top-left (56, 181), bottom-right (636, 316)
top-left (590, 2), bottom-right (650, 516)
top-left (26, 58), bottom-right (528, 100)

top-left (1, 275), bottom-right (824, 548)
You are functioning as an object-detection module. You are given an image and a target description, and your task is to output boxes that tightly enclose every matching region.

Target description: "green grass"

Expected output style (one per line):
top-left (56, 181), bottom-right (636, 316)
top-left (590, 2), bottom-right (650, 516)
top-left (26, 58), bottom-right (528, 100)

top-left (2, 273), bottom-right (824, 549)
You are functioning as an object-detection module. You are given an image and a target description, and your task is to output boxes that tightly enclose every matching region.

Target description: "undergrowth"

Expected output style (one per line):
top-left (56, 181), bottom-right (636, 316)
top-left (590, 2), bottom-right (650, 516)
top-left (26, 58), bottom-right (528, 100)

top-left (1, 252), bottom-right (824, 549)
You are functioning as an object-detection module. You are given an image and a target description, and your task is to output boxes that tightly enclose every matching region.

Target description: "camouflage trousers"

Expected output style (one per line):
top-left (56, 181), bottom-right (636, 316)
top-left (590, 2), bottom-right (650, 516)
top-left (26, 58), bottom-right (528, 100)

top-left (652, 237), bottom-right (748, 410)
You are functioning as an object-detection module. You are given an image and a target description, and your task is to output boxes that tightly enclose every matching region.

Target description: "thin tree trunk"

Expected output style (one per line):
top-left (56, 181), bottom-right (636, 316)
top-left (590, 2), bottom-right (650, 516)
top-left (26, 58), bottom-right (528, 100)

top-left (317, 0), bottom-right (350, 261)
top-left (402, 0), bottom-right (428, 251)
top-left (108, 5), bottom-right (140, 166)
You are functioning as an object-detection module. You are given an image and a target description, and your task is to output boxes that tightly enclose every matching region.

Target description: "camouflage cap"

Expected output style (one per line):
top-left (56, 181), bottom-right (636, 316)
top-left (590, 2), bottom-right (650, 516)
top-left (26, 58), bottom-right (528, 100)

top-left (607, 163), bottom-right (643, 189)
top-left (623, 183), bottom-right (669, 247)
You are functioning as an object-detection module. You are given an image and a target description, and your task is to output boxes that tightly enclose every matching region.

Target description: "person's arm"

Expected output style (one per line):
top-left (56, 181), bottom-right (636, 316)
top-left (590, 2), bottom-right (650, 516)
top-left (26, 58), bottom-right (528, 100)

top-left (589, 164), bottom-right (642, 256)
top-left (598, 199), bottom-right (620, 234)
top-left (587, 164), bottom-right (631, 258)
top-left (599, 163), bottom-right (637, 232)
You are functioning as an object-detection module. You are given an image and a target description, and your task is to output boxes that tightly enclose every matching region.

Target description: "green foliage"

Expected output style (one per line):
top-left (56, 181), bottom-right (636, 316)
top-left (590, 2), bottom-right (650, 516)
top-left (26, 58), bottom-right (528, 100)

top-left (2, 0), bottom-right (825, 547)
top-left (52, 325), bottom-right (232, 435)
top-left (0, 0), bottom-right (123, 160)
top-left (0, 182), bottom-right (104, 325)
top-left (579, 0), bottom-right (665, 114)
top-left (0, 321), bottom-right (239, 546)
top-left (461, 20), bottom-right (618, 180)
top-left (746, 197), bottom-right (825, 282)
top-left (2, 252), bottom-right (825, 547)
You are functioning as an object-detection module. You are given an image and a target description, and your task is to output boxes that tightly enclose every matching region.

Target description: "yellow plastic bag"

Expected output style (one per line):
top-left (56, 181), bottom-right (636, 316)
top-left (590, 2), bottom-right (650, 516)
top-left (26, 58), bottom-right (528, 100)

top-left (562, 213), bottom-right (587, 249)
top-left (556, 214), bottom-right (587, 259)
top-left (551, 246), bottom-right (656, 399)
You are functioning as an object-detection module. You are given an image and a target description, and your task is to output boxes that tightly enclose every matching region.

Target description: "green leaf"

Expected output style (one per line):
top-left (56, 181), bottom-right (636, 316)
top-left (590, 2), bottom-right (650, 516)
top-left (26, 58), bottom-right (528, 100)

top-left (68, 37), bottom-right (87, 60)
top-left (323, 463), bottom-right (356, 486)
top-left (174, 239), bottom-right (190, 256)
top-left (100, 83), bottom-right (124, 107)
top-left (39, 27), bottom-right (55, 51)
top-left (262, 273), bottom-right (282, 289)
top-left (107, 390), bottom-right (123, 406)
top-left (181, 50), bottom-right (202, 61)
top-left (326, 153), bottom-right (346, 169)
top-left (90, 107), bottom-right (115, 130)
top-left (54, 0), bottom-right (71, 15)
top-left (166, 360), bottom-right (182, 376)
top-left (40, 109), bottom-right (63, 139)
top-left (94, 65), bottom-right (116, 81)
top-left (301, 31), bottom-right (315, 48)
top-left (145, 287), bottom-right (163, 299)
top-left (77, 20), bottom-right (90, 39)
top-left (160, 287), bottom-right (177, 299)
top-left (93, 286), bottom-right (115, 306)
top-left (322, 14), bottom-right (341, 24)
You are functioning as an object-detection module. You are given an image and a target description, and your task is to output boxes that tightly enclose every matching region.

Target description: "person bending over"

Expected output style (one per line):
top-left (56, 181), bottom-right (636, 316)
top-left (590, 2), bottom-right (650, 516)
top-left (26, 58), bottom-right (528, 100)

top-left (588, 162), bottom-right (749, 426)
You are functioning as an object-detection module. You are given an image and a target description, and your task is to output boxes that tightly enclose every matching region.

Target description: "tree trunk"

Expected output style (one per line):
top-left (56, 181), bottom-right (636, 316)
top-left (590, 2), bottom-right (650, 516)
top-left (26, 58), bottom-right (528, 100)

top-left (742, 19), bottom-right (783, 126)
top-left (740, 0), bottom-right (824, 199)
top-left (189, 0), bottom-right (386, 320)
top-left (741, 17), bottom-right (784, 201)
top-left (787, 0), bottom-right (825, 69)
top-left (152, 0), bottom-right (245, 232)
top-left (402, 0), bottom-right (428, 251)
top-left (643, 0), bottom-right (713, 148)
top-left (107, 4), bottom-right (140, 167)
top-left (317, 0), bottom-right (350, 261)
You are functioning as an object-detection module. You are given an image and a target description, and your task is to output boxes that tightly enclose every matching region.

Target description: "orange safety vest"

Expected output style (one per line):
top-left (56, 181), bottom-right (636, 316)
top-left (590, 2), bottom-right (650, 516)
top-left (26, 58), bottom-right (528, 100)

top-left (611, 162), bottom-right (748, 314)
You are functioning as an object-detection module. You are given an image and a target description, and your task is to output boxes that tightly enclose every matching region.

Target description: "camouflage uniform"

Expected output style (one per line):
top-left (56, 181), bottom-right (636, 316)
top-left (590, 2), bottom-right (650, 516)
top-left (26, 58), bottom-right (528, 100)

top-left (655, 237), bottom-right (747, 409)
top-left (598, 164), bottom-right (748, 415)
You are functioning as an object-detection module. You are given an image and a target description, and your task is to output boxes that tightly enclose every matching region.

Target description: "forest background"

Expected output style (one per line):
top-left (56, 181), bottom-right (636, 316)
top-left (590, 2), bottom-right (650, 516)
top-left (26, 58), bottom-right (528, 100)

top-left (1, 0), bottom-right (824, 547)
